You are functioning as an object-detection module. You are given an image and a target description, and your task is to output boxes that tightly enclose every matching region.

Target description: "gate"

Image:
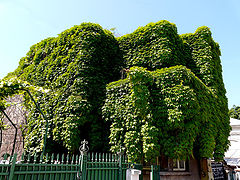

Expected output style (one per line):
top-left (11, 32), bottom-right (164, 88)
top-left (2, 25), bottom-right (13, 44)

top-left (80, 152), bottom-right (143, 180)
top-left (79, 140), bottom-right (142, 180)
top-left (79, 140), bottom-right (159, 180)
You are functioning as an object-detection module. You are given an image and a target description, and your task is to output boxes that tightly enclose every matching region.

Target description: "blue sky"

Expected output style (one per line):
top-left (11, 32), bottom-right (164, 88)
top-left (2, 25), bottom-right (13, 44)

top-left (0, 0), bottom-right (239, 108)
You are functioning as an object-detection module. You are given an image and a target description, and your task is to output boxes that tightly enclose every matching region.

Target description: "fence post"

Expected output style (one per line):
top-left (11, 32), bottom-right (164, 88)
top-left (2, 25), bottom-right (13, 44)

top-left (119, 154), bottom-right (122, 180)
top-left (79, 140), bottom-right (89, 180)
top-left (118, 148), bottom-right (124, 180)
top-left (8, 153), bottom-right (17, 180)
top-left (81, 154), bottom-right (88, 180)
top-left (151, 165), bottom-right (161, 180)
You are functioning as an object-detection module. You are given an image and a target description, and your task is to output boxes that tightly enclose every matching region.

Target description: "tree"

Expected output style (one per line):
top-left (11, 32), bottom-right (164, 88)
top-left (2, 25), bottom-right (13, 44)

top-left (229, 105), bottom-right (240, 119)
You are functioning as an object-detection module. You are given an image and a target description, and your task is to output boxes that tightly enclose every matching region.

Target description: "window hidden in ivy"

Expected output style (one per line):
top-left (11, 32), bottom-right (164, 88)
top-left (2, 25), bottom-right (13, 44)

top-left (172, 159), bottom-right (186, 171)
top-left (159, 155), bottom-right (189, 172)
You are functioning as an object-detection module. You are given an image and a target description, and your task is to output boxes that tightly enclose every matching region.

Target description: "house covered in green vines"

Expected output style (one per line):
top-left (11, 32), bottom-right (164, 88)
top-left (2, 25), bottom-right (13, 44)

top-left (1, 20), bottom-right (230, 180)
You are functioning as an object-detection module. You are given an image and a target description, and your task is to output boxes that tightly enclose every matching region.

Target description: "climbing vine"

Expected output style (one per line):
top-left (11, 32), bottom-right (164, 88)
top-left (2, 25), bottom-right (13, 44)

top-left (103, 20), bottom-right (230, 162)
top-left (117, 20), bottom-right (187, 70)
top-left (103, 66), bottom-right (229, 162)
top-left (10, 23), bottom-right (123, 154)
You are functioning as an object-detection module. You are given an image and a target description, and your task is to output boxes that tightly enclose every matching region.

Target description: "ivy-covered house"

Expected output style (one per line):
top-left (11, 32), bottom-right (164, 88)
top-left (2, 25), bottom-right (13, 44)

top-left (0, 20), bottom-right (230, 180)
top-left (102, 21), bottom-right (230, 179)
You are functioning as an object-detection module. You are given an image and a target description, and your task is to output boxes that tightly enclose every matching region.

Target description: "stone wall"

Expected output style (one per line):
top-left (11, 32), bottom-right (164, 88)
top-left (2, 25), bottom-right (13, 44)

top-left (0, 95), bottom-right (27, 159)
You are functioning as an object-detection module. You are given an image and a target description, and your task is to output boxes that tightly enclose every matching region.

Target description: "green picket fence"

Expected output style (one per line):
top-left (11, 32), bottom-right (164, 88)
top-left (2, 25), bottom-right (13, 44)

top-left (84, 152), bottom-right (134, 180)
top-left (0, 152), bottom-right (144, 180)
top-left (0, 153), bottom-right (81, 180)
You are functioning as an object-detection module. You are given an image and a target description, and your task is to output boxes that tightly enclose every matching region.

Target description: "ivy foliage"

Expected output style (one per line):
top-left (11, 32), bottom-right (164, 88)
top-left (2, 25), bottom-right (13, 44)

top-left (11, 23), bottom-right (123, 154)
top-left (103, 66), bottom-right (229, 162)
top-left (118, 20), bottom-right (187, 70)
top-left (103, 20), bottom-right (230, 162)
top-left (0, 77), bottom-right (49, 108)
top-left (181, 27), bottom-right (230, 160)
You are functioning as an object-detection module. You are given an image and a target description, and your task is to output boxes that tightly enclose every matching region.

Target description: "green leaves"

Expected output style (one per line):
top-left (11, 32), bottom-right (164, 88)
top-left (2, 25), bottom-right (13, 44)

top-left (229, 105), bottom-right (240, 119)
top-left (9, 23), bottom-right (123, 154)
top-left (103, 65), bottom-right (229, 162)
top-left (118, 20), bottom-right (186, 71)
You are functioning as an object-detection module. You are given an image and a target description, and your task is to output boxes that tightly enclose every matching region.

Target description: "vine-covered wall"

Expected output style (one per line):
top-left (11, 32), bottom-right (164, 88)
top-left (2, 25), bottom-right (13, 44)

top-left (103, 20), bottom-right (230, 162)
top-left (103, 66), bottom-right (229, 162)
top-left (181, 26), bottom-right (230, 160)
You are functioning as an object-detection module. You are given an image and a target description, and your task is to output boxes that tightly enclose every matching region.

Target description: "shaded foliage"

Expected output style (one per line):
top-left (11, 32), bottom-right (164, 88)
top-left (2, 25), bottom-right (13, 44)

top-left (11, 23), bottom-right (123, 154)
